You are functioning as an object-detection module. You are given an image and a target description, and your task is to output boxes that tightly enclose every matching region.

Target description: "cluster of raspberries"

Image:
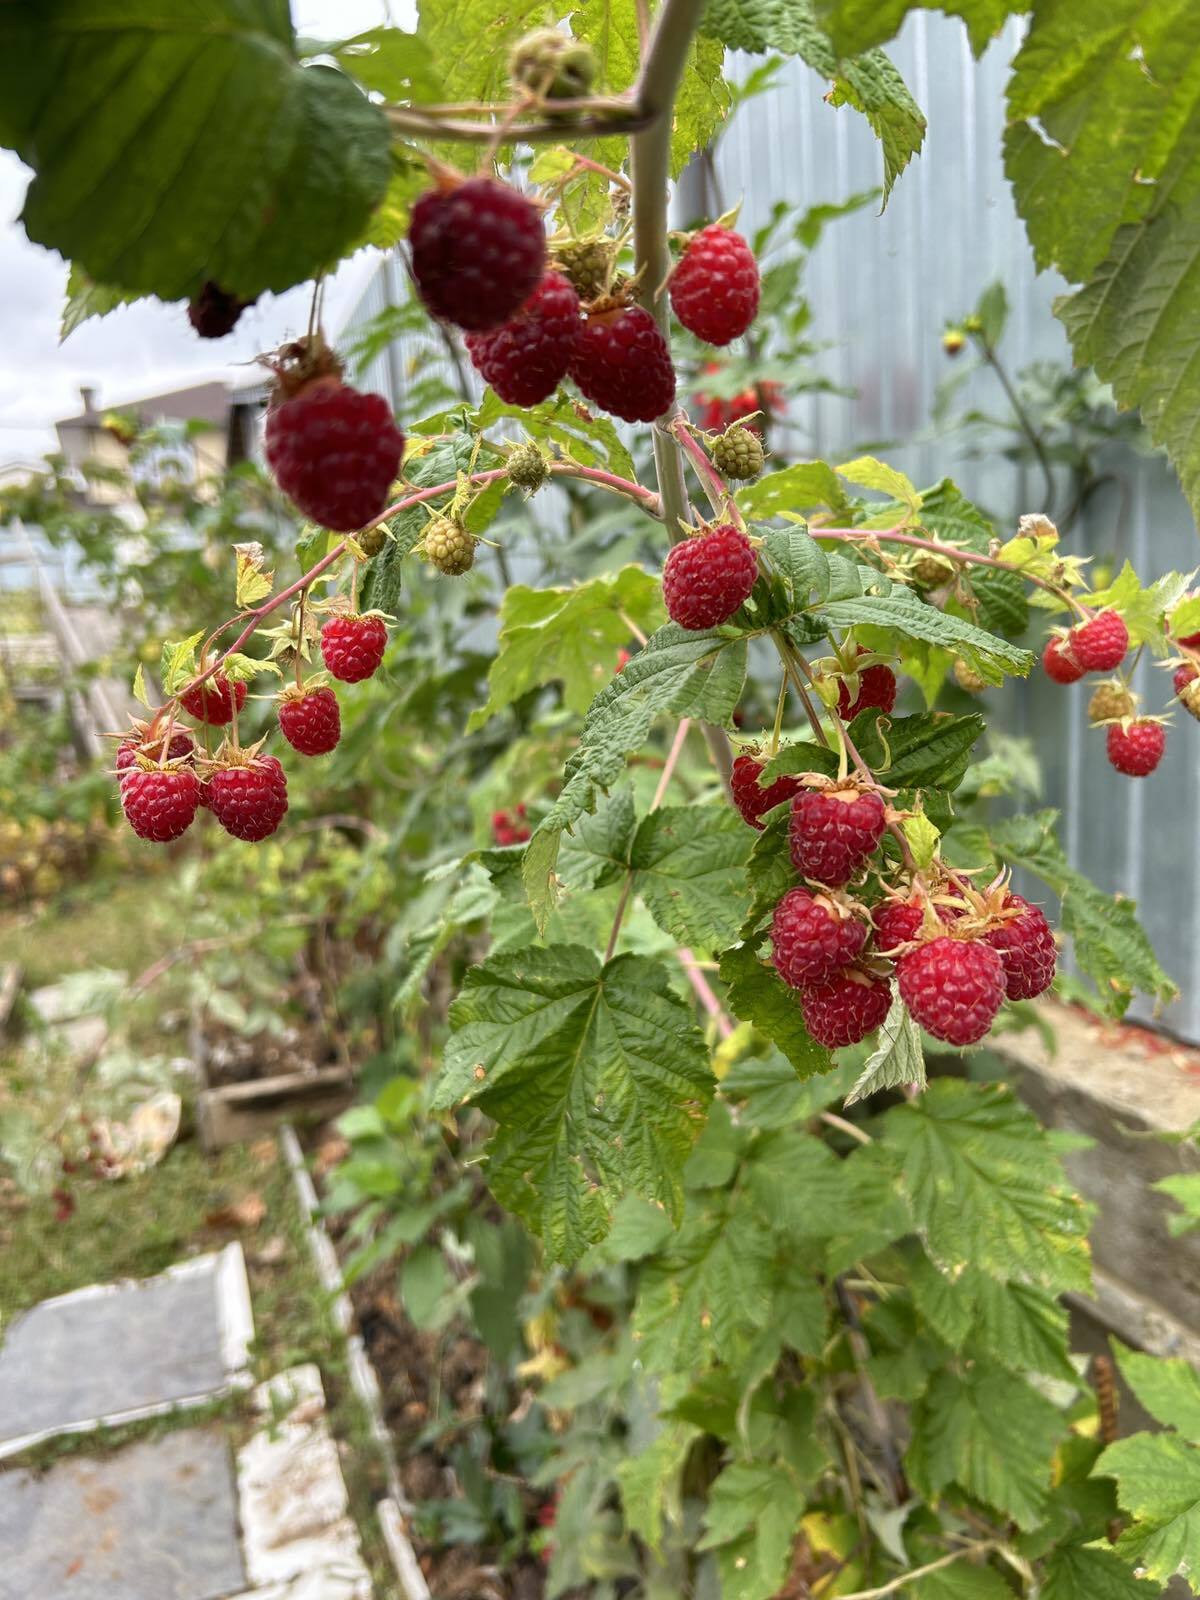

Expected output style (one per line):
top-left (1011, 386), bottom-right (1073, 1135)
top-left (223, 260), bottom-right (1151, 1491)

top-left (728, 650), bottom-right (1055, 1050)
top-left (406, 177), bottom-right (759, 424)
top-left (117, 614), bottom-right (390, 847)
top-left (1041, 606), bottom-right (1200, 780)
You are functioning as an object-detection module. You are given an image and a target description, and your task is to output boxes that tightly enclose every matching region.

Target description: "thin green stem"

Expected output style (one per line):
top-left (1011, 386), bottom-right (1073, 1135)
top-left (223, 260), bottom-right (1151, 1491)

top-left (605, 717), bottom-right (691, 961)
top-left (977, 332), bottom-right (1056, 518)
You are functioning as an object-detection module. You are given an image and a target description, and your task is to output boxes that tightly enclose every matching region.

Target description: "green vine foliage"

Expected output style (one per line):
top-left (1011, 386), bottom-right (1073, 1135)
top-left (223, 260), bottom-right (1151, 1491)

top-left (6, 2), bottom-right (1200, 1596)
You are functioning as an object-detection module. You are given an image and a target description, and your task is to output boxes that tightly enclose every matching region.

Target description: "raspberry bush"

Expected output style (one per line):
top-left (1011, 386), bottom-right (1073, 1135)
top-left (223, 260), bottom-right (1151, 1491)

top-left (10, 1), bottom-right (1200, 1596)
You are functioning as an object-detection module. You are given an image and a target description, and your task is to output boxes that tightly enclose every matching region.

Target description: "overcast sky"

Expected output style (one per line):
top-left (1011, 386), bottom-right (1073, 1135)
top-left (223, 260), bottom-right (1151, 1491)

top-left (0, 1), bottom-right (398, 470)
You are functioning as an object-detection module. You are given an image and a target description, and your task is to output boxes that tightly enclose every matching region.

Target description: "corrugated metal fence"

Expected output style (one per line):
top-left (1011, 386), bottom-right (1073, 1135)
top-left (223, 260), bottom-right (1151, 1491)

top-left (341, 14), bottom-right (1200, 1038)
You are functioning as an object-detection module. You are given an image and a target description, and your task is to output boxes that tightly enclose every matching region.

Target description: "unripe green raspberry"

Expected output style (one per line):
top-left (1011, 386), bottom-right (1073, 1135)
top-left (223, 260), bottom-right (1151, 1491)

top-left (711, 426), bottom-right (764, 481)
top-left (1088, 679), bottom-right (1135, 724)
top-left (357, 524), bottom-right (387, 557)
top-left (953, 658), bottom-right (987, 694)
top-left (552, 239), bottom-right (615, 302)
top-left (911, 551), bottom-right (955, 587)
top-left (425, 515), bottom-right (476, 576)
top-left (507, 441), bottom-right (550, 492)
top-left (1180, 678), bottom-right (1200, 722)
top-left (508, 28), bottom-right (597, 100)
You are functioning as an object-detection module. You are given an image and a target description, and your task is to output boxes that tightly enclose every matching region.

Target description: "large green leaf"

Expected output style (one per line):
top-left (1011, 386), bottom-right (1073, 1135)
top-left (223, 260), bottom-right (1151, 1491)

top-left (1113, 1340), bottom-right (1200, 1444)
top-left (885, 1079), bottom-right (1092, 1292)
top-left (702, 0), bottom-right (925, 201)
top-left (697, 1460), bottom-right (806, 1600)
top-left (908, 1362), bottom-right (1066, 1529)
top-left (522, 624), bottom-right (747, 927)
top-left (468, 568), bottom-right (664, 730)
top-left (1040, 1545), bottom-right (1157, 1600)
top-left (988, 810), bottom-right (1177, 1015)
top-left (1099, 1432), bottom-right (1200, 1585)
top-left (0, 3), bottom-right (391, 301)
top-left (812, 0), bottom-right (1020, 55)
top-left (632, 802), bottom-right (754, 948)
top-left (434, 945), bottom-right (713, 1262)
top-left (849, 709), bottom-right (985, 789)
top-left (817, 591), bottom-right (1033, 678)
top-left (738, 461), bottom-right (854, 521)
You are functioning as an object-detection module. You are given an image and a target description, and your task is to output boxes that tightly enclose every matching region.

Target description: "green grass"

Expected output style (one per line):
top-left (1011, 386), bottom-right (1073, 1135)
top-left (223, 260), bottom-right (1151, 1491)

top-left (0, 873), bottom-right (173, 989)
top-left (0, 1136), bottom-right (395, 1593)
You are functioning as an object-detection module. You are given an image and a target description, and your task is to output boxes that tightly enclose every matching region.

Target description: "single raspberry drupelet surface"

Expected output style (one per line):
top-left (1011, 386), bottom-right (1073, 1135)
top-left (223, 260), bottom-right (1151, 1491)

top-left (771, 887), bottom-right (867, 989)
top-left (873, 897), bottom-right (925, 954)
top-left (1042, 635), bottom-right (1084, 685)
top-left (181, 673), bottom-right (246, 726)
top-left (409, 177), bottom-right (545, 332)
top-left (320, 615), bottom-right (388, 683)
top-left (1070, 609), bottom-right (1129, 672)
top-left (662, 524), bottom-right (757, 630)
top-left (897, 936), bottom-right (1006, 1046)
top-left (669, 225), bottom-right (760, 346)
top-left (837, 661), bottom-right (897, 720)
top-left (209, 757), bottom-right (289, 841)
top-left (265, 378), bottom-right (404, 532)
top-left (120, 768), bottom-right (200, 843)
top-left (1107, 719), bottom-right (1166, 777)
top-left (569, 304), bottom-right (676, 423)
top-left (789, 786), bottom-right (886, 887)
top-left (278, 687), bottom-right (341, 756)
top-left (729, 753), bottom-right (802, 829)
top-left (984, 893), bottom-right (1056, 1001)
top-left (800, 969), bottom-right (892, 1049)
top-left (465, 271), bottom-right (581, 406)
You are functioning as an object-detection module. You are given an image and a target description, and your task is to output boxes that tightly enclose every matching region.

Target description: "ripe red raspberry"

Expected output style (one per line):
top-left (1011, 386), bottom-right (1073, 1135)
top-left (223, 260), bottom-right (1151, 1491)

top-left (729, 753), bottom-right (803, 828)
top-left (120, 767), bottom-right (200, 842)
top-left (117, 730), bottom-right (194, 770)
top-left (320, 615), bottom-right (388, 683)
top-left (1107, 719), bottom-right (1166, 777)
top-left (800, 969), bottom-right (893, 1049)
top-left (789, 786), bottom-right (886, 887)
top-left (897, 936), bottom-right (1006, 1046)
top-left (837, 661), bottom-right (897, 720)
top-left (569, 304), bottom-right (676, 423)
top-left (873, 897), bottom-right (925, 953)
top-left (770, 887), bottom-right (868, 989)
top-left (984, 893), bottom-right (1056, 1001)
top-left (181, 673), bottom-right (247, 726)
top-left (669, 225), bottom-right (760, 346)
top-left (209, 757), bottom-right (289, 841)
top-left (265, 378), bottom-right (404, 532)
top-left (464, 271), bottom-right (581, 406)
top-left (409, 177), bottom-right (546, 332)
top-left (1069, 609), bottom-right (1129, 672)
top-left (278, 687), bottom-right (341, 756)
top-left (491, 805), bottom-right (531, 846)
top-left (662, 525), bottom-right (757, 630)
top-left (1042, 634), bottom-right (1084, 685)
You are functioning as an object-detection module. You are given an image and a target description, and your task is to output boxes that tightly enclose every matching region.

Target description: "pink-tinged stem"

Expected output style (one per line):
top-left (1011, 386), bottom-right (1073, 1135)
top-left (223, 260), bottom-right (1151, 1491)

top-left (676, 947), bottom-right (733, 1038)
top-left (551, 462), bottom-right (662, 516)
top-left (669, 417), bottom-right (739, 522)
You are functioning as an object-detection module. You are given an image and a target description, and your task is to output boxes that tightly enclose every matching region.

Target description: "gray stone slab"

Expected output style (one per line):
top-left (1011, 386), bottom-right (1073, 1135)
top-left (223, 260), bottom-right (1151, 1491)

top-left (0, 1250), bottom-right (251, 1454)
top-left (0, 1425), bottom-right (245, 1600)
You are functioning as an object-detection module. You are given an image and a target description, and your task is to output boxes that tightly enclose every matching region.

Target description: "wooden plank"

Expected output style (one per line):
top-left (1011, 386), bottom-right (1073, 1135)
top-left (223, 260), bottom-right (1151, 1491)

top-left (196, 1067), bottom-right (354, 1151)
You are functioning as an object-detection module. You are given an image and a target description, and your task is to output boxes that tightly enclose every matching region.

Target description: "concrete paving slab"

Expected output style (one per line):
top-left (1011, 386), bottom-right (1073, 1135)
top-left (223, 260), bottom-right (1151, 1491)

top-left (0, 1246), bottom-right (253, 1458)
top-left (0, 1425), bottom-right (245, 1600)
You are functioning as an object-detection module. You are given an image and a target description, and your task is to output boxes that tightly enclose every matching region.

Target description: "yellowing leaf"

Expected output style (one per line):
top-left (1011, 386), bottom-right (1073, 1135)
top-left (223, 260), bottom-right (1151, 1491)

top-left (235, 543), bottom-right (274, 608)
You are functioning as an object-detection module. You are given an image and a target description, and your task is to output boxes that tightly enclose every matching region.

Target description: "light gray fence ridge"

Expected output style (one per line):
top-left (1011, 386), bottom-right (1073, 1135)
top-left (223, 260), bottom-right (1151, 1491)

top-left (339, 14), bottom-right (1200, 1039)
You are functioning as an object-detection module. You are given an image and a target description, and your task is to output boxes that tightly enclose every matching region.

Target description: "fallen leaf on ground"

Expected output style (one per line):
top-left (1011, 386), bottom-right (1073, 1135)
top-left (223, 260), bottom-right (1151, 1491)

top-left (205, 1191), bottom-right (266, 1230)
